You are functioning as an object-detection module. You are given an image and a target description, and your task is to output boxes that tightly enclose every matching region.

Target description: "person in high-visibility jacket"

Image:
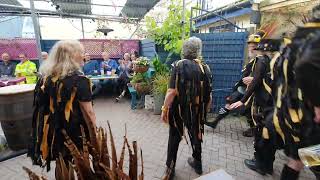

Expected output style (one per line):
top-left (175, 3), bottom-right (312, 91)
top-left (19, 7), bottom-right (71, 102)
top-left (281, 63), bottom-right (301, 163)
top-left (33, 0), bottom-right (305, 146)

top-left (15, 53), bottom-right (37, 84)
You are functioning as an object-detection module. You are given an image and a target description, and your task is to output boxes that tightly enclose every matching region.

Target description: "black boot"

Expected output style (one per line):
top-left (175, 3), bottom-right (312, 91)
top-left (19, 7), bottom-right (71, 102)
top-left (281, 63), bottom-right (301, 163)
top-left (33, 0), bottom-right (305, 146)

top-left (280, 165), bottom-right (300, 180)
top-left (205, 108), bottom-right (229, 129)
top-left (187, 157), bottom-right (202, 175)
top-left (244, 159), bottom-right (267, 175)
top-left (265, 160), bottom-right (274, 175)
top-left (163, 167), bottom-right (175, 180)
top-left (242, 127), bottom-right (254, 137)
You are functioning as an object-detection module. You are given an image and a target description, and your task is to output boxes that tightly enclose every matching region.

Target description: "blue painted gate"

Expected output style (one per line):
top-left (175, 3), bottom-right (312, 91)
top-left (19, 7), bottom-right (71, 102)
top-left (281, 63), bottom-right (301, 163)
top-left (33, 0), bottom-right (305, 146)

top-left (193, 32), bottom-right (248, 112)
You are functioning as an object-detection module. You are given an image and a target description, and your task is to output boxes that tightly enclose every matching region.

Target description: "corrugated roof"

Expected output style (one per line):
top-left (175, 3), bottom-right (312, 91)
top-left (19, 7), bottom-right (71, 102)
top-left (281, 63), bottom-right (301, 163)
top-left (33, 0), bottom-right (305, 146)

top-left (120, 0), bottom-right (160, 19)
top-left (51, 0), bottom-right (92, 15)
top-left (0, 0), bottom-right (22, 11)
top-left (0, 0), bottom-right (21, 5)
top-left (0, 0), bottom-right (155, 22)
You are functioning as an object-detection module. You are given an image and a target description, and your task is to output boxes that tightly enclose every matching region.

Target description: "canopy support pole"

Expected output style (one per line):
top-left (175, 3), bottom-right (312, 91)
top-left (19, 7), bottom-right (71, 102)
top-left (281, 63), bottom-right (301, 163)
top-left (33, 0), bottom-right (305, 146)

top-left (81, 18), bottom-right (85, 39)
top-left (30, 0), bottom-right (42, 62)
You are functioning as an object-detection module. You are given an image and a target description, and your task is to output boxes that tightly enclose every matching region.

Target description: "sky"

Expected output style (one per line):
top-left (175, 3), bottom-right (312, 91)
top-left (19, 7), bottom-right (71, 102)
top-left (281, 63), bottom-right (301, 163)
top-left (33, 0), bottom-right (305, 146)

top-left (15, 0), bottom-right (238, 39)
top-left (207, 0), bottom-right (240, 10)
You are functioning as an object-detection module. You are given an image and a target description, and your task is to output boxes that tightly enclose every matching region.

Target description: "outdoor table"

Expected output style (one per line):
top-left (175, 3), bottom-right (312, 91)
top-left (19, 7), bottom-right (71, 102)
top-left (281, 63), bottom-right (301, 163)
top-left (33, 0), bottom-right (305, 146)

top-left (0, 77), bottom-right (26, 87)
top-left (0, 84), bottom-right (35, 162)
top-left (88, 74), bottom-right (119, 81)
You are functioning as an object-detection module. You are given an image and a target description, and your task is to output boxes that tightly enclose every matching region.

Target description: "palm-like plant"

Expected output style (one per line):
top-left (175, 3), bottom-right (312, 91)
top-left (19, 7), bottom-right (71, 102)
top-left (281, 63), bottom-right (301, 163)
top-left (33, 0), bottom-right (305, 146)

top-left (23, 122), bottom-right (144, 180)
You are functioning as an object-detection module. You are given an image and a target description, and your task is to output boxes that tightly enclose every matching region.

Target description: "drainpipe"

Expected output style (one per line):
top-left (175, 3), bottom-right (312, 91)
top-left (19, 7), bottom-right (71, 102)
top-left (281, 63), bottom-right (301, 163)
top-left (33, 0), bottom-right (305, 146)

top-left (251, 2), bottom-right (261, 30)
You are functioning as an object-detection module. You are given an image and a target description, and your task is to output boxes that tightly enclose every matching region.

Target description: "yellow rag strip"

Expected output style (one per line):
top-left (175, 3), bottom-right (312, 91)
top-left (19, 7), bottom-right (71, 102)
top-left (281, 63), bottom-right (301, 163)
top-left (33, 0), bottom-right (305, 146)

top-left (49, 96), bottom-right (54, 113)
top-left (251, 100), bottom-right (257, 126)
top-left (263, 79), bottom-right (272, 95)
top-left (273, 109), bottom-right (285, 143)
top-left (41, 115), bottom-right (49, 160)
top-left (284, 118), bottom-right (293, 130)
top-left (262, 127), bottom-right (269, 139)
top-left (283, 59), bottom-right (288, 93)
top-left (57, 83), bottom-right (63, 103)
top-left (292, 135), bottom-right (300, 142)
top-left (65, 88), bottom-right (77, 122)
top-left (270, 52), bottom-right (280, 80)
top-left (288, 108), bottom-right (301, 123)
top-left (298, 89), bottom-right (303, 101)
top-left (276, 85), bottom-right (283, 108)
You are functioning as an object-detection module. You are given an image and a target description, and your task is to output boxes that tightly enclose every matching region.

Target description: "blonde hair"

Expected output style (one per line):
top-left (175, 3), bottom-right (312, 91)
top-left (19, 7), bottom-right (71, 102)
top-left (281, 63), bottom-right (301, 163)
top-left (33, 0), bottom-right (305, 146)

top-left (39, 40), bottom-right (83, 77)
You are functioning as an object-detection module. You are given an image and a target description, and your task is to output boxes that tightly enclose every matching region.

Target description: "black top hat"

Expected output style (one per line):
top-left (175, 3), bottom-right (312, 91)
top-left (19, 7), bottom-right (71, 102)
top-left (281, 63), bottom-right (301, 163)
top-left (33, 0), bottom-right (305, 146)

top-left (254, 39), bottom-right (281, 52)
top-left (247, 30), bottom-right (266, 43)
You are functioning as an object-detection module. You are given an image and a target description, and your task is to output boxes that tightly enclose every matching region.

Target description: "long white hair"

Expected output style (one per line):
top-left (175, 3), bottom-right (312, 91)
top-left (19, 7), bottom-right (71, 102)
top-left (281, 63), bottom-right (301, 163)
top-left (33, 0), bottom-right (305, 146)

top-left (39, 40), bottom-right (83, 77)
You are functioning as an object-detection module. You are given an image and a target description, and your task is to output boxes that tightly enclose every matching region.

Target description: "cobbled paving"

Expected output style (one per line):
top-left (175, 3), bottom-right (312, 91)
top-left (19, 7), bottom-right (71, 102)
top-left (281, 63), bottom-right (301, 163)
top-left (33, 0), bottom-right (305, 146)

top-left (0, 98), bottom-right (315, 180)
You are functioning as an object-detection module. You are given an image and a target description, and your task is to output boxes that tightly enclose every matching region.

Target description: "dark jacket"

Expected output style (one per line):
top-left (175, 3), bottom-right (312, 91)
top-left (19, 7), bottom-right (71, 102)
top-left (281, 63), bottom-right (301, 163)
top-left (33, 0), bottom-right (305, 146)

top-left (83, 60), bottom-right (100, 75)
top-left (0, 61), bottom-right (16, 76)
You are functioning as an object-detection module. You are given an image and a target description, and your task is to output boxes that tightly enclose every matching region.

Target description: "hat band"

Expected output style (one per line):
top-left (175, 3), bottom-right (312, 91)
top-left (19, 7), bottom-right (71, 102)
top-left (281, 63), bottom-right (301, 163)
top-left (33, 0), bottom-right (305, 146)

top-left (304, 22), bottom-right (320, 28)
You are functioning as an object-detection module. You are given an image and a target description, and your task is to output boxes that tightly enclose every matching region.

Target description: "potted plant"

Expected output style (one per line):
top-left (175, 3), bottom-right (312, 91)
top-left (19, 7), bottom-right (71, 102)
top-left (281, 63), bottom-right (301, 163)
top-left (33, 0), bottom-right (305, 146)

top-left (152, 73), bottom-right (169, 115)
top-left (133, 57), bottom-right (150, 73)
top-left (151, 56), bottom-right (170, 115)
top-left (130, 72), bottom-right (151, 94)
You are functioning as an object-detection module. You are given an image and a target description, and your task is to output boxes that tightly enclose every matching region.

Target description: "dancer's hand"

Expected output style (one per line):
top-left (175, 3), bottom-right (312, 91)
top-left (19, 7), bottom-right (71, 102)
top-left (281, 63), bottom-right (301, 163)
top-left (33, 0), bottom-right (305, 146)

top-left (161, 109), bottom-right (169, 124)
top-left (314, 106), bottom-right (320, 123)
top-left (243, 77), bottom-right (253, 85)
top-left (230, 101), bottom-right (244, 110)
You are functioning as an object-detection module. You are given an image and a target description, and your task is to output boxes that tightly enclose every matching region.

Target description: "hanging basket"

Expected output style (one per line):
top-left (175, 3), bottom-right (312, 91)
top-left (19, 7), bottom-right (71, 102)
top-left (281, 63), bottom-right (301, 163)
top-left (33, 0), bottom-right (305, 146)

top-left (134, 83), bottom-right (151, 94)
top-left (133, 65), bottom-right (149, 73)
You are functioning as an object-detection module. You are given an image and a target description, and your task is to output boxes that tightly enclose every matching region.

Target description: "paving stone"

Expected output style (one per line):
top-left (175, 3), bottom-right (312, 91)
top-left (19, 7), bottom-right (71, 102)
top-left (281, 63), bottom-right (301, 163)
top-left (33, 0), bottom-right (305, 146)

top-left (0, 99), bottom-right (315, 180)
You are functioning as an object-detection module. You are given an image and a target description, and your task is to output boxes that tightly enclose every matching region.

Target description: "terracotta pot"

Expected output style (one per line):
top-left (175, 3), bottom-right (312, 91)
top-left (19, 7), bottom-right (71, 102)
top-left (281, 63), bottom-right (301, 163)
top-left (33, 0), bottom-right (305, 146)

top-left (133, 65), bottom-right (149, 73)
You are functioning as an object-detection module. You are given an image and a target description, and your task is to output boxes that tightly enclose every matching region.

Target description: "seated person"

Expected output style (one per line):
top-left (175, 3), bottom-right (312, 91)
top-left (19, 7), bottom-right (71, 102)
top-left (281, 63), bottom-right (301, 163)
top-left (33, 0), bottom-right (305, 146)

top-left (15, 53), bottom-right (37, 84)
top-left (82, 53), bottom-right (101, 97)
top-left (131, 51), bottom-right (139, 63)
top-left (100, 52), bottom-right (118, 92)
top-left (0, 52), bottom-right (15, 77)
top-left (116, 53), bottom-right (133, 102)
top-left (41, 51), bottom-right (48, 61)
top-left (101, 52), bottom-right (118, 72)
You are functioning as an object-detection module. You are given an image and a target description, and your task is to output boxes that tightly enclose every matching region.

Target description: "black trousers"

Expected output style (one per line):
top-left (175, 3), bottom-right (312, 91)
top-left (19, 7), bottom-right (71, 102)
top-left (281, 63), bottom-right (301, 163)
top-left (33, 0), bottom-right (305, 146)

top-left (254, 125), bottom-right (276, 171)
top-left (166, 121), bottom-right (202, 169)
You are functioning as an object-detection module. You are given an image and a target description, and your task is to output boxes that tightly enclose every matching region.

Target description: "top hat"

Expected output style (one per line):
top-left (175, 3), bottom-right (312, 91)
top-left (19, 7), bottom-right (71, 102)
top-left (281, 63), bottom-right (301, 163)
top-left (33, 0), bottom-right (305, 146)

top-left (254, 39), bottom-right (281, 52)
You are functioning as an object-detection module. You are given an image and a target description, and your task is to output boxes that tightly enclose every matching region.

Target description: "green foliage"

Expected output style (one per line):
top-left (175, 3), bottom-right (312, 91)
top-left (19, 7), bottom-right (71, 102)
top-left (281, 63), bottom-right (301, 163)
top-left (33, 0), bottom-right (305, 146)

top-left (152, 73), bottom-right (170, 96)
top-left (152, 55), bottom-right (169, 76)
top-left (151, 55), bottom-right (170, 96)
top-left (145, 0), bottom-right (191, 54)
top-left (131, 72), bottom-right (149, 84)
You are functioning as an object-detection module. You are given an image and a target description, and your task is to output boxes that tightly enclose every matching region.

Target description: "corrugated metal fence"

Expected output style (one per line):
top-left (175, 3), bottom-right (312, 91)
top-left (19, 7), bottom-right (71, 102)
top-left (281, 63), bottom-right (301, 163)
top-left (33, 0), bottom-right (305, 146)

top-left (140, 39), bottom-right (156, 60)
top-left (193, 32), bottom-right (248, 112)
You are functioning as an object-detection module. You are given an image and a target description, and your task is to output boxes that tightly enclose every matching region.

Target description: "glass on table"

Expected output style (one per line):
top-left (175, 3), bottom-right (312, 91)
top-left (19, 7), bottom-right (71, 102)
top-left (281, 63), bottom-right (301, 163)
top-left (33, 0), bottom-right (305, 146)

top-left (111, 69), bottom-right (116, 76)
top-left (0, 75), bottom-right (9, 81)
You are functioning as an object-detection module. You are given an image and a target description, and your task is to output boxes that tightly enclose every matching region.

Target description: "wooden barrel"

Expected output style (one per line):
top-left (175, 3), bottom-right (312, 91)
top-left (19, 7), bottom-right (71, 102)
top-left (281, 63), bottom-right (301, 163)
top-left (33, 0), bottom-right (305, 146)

top-left (0, 84), bottom-right (35, 151)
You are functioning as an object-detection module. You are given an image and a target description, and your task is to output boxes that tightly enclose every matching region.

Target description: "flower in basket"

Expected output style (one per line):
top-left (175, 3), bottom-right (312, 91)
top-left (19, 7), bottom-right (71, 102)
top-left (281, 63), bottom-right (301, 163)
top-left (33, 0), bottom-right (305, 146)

top-left (133, 57), bottom-right (150, 73)
top-left (136, 57), bottom-right (150, 67)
